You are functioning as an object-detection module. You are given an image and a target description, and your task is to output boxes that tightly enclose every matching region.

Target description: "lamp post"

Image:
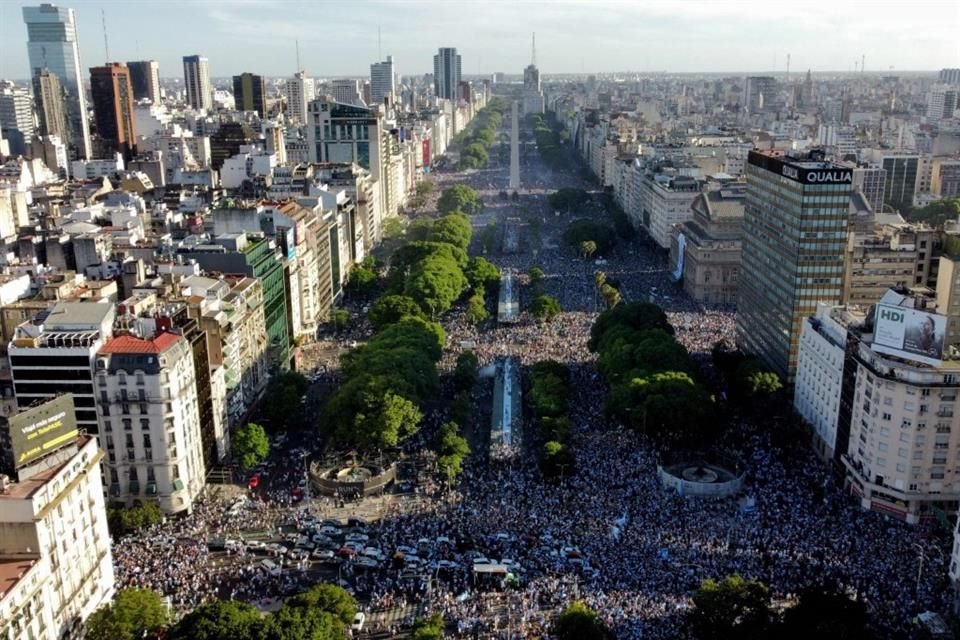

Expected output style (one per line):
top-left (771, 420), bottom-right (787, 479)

top-left (914, 543), bottom-right (926, 595)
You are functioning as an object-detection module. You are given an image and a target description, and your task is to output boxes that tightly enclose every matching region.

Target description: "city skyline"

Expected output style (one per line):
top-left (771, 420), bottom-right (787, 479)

top-left (1, 0), bottom-right (957, 81)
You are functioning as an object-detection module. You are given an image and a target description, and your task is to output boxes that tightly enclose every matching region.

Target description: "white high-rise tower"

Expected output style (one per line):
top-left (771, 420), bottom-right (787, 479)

top-left (370, 55), bottom-right (396, 108)
top-left (182, 54), bottom-right (212, 111)
top-left (286, 71), bottom-right (315, 124)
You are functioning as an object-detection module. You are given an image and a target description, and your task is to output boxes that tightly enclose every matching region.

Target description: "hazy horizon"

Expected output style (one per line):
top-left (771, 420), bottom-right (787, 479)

top-left (1, 0), bottom-right (957, 81)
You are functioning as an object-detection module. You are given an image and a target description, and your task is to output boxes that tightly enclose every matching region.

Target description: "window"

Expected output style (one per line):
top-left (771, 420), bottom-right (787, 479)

top-left (122, 419), bottom-right (132, 431)
top-left (136, 373), bottom-right (145, 386)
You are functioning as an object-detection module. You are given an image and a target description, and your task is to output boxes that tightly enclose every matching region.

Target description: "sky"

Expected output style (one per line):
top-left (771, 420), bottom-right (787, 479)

top-left (1, 0), bottom-right (958, 81)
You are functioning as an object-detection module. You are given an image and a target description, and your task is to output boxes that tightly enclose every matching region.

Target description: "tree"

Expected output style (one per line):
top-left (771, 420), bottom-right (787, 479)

top-left (411, 613), bottom-right (446, 640)
top-left (541, 440), bottom-right (574, 478)
top-left (454, 351), bottom-right (479, 391)
top-left (232, 422), bottom-right (270, 470)
top-left (594, 270), bottom-right (606, 290)
top-left (260, 604), bottom-right (341, 640)
top-left (347, 256), bottom-right (378, 296)
top-left (467, 290), bottom-right (490, 324)
top-left (382, 217), bottom-right (405, 240)
top-left (406, 217), bottom-right (435, 242)
top-left (464, 256), bottom-right (501, 292)
top-left (736, 357), bottom-right (784, 399)
top-left (436, 422), bottom-right (470, 481)
top-left (85, 588), bottom-right (170, 640)
top-left (600, 283), bottom-right (620, 309)
top-left (285, 584), bottom-right (357, 627)
top-left (107, 501), bottom-right (163, 536)
top-left (548, 188), bottom-right (591, 212)
top-left (479, 221), bottom-right (498, 254)
top-left (167, 601), bottom-right (264, 640)
top-left (589, 302), bottom-right (673, 352)
top-left (427, 212), bottom-right (473, 250)
top-left (404, 253), bottom-right (468, 317)
top-left (261, 372), bottom-right (309, 431)
top-left (330, 309), bottom-right (350, 332)
top-left (416, 180), bottom-right (435, 197)
top-left (529, 266), bottom-right (545, 285)
top-left (596, 328), bottom-right (693, 383)
top-left (530, 294), bottom-right (561, 322)
top-left (779, 584), bottom-right (868, 640)
top-left (579, 240), bottom-right (598, 259)
top-left (562, 218), bottom-right (616, 254)
top-left (689, 574), bottom-right (773, 640)
top-left (437, 184), bottom-right (482, 215)
top-left (903, 196), bottom-right (960, 226)
top-left (369, 294), bottom-right (424, 329)
top-left (554, 601), bottom-right (608, 640)
top-left (608, 371), bottom-right (715, 447)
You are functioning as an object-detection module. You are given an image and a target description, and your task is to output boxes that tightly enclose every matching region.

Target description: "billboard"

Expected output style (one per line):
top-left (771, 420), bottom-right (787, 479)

top-left (873, 304), bottom-right (947, 366)
top-left (7, 395), bottom-right (79, 469)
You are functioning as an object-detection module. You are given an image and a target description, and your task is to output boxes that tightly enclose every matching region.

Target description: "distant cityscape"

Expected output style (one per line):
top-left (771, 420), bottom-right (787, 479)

top-left (0, 2), bottom-right (959, 640)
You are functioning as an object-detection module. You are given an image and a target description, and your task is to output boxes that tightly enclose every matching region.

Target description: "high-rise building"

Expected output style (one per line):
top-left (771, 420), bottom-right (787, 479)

top-left (89, 63), bottom-right (137, 160)
top-left (871, 151), bottom-right (920, 212)
top-left (852, 165), bottom-right (886, 213)
top-left (127, 59), bottom-right (160, 104)
top-left (433, 47), bottom-right (462, 101)
top-left (22, 3), bottom-right (91, 159)
top-left (940, 68), bottom-right (960, 85)
top-left (0, 84), bottom-right (35, 156)
top-left (370, 56), bottom-right (396, 107)
top-left (330, 79), bottom-right (365, 106)
top-left (306, 100), bottom-right (383, 173)
top-left (232, 72), bottom-right (267, 117)
top-left (0, 398), bottom-right (114, 639)
top-left (736, 149), bottom-right (852, 382)
top-left (182, 54), bottom-right (212, 111)
top-left (522, 34), bottom-right (544, 115)
top-left (97, 331), bottom-right (207, 514)
top-left (285, 71), bottom-right (314, 125)
top-left (744, 76), bottom-right (776, 113)
top-left (927, 84), bottom-right (958, 121)
top-left (32, 69), bottom-right (69, 143)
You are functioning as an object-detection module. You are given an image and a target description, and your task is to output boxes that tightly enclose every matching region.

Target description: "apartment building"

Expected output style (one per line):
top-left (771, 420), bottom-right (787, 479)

top-left (842, 222), bottom-right (939, 305)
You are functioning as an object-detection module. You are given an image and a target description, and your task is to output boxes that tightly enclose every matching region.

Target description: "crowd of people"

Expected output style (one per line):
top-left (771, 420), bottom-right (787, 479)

top-left (106, 119), bottom-right (952, 640)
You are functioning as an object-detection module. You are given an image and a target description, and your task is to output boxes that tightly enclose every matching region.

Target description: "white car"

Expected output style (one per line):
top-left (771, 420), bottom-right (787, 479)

top-left (351, 612), bottom-right (366, 632)
top-left (312, 548), bottom-right (335, 560)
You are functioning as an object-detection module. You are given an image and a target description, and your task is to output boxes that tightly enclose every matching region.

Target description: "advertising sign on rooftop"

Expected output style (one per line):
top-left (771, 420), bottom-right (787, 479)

top-left (873, 303), bottom-right (947, 367)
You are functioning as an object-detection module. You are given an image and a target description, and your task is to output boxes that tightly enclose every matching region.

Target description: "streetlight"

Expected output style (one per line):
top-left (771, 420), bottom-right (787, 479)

top-left (914, 543), bottom-right (926, 595)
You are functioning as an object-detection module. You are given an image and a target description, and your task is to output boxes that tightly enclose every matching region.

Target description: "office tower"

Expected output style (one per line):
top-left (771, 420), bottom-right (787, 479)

top-left (32, 69), bottom-right (69, 142)
top-left (127, 59), bottom-right (161, 104)
top-left (744, 76), bottom-right (776, 113)
top-left (232, 72), bottom-right (267, 117)
top-left (22, 3), bottom-right (91, 159)
top-left (927, 85), bottom-right (958, 121)
top-left (522, 33), bottom-right (544, 115)
top-left (0, 85), bottom-right (35, 156)
top-left (306, 100), bottom-right (382, 172)
top-left (286, 70), bottom-right (314, 124)
top-left (0, 398), bottom-right (115, 639)
top-left (183, 54), bottom-right (212, 111)
top-left (331, 79), bottom-right (365, 106)
top-left (736, 150), bottom-right (852, 382)
top-left (370, 55), bottom-right (396, 107)
top-left (89, 63), bottom-right (137, 160)
top-left (940, 68), bottom-right (960, 85)
top-left (97, 331), bottom-right (208, 514)
top-left (872, 152), bottom-right (920, 212)
top-left (433, 47), bottom-right (462, 101)
top-left (852, 165), bottom-right (886, 213)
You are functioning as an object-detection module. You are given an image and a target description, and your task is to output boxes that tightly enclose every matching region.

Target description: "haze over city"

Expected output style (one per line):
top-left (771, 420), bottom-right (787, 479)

top-left (1, 0), bottom-right (958, 79)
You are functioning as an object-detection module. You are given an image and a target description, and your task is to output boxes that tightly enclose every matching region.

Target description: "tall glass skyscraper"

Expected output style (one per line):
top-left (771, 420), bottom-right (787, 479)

top-left (22, 3), bottom-right (91, 159)
top-left (736, 149), bottom-right (853, 382)
top-left (183, 54), bottom-right (212, 111)
top-left (433, 47), bottom-right (461, 101)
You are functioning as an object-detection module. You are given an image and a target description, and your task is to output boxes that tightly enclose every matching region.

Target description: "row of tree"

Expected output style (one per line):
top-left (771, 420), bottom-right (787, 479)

top-left (456, 98), bottom-right (507, 170)
top-left (590, 302), bottom-right (717, 448)
top-left (437, 183), bottom-right (483, 215)
top-left (86, 585), bottom-right (358, 640)
top-left (527, 112), bottom-right (570, 168)
top-left (528, 360), bottom-right (576, 478)
top-left (689, 575), bottom-right (868, 640)
top-left (563, 218), bottom-right (617, 257)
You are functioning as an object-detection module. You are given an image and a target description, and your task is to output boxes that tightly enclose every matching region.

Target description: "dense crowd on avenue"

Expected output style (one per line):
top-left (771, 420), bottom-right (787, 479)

top-left (107, 127), bottom-right (950, 640)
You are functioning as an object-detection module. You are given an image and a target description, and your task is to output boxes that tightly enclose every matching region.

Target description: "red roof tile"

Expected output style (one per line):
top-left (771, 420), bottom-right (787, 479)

top-left (98, 332), bottom-right (181, 355)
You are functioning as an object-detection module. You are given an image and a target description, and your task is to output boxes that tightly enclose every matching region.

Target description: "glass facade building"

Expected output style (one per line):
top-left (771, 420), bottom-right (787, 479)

top-left (736, 150), bottom-right (853, 382)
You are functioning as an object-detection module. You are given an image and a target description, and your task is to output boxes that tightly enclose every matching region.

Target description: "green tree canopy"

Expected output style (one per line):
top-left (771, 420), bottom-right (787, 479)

top-left (554, 601), bottom-right (608, 640)
top-left (460, 143), bottom-right (490, 169)
top-left (368, 294), bottom-right (425, 329)
top-left (261, 372), bottom-right (309, 431)
top-left (372, 317), bottom-right (446, 361)
top-left (530, 294), bottom-right (561, 322)
top-left (465, 256), bottom-right (501, 292)
top-left (736, 357), bottom-right (784, 399)
top-left (404, 253), bottom-right (468, 317)
top-left (321, 377), bottom-right (423, 449)
top-left (529, 266), bottom-right (545, 285)
top-left (607, 371), bottom-right (715, 447)
top-left (232, 422), bottom-right (270, 470)
top-left (346, 256), bottom-right (378, 296)
top-left (436, 421), bottom-right (471, 481)
top-left (541, 440), bottom-right (575, 478)
top-left (589, 302), bottom-right (674, 352)
top-left (562, 218), bottom-right (616, 254)
top-left (285, 584), bottom-right (357, 627)
top-left (548, 188), bottom-right (591, 212)
top-left (903, 197), bottom-right (960, 227)
top-left (85, 588), bottom-right (171, 640)
top-left (107, 501), bottom-right (163, 537)
top-left (427, 212), bottom-right (473, 251)
top-left (597, 328), bottom-right (693, 383)
top-left (167, 601), bottom-right (264, 640)
top-left (466, 289), bottom-right (490, 325)
top-left (531, 371), bottom-right (569, 417)
top-left (689, 574), bottom-right (773, 640)
top-left (438, 184), bottom-right (482, 214)
top-left (779, 584), bottom-right (868, 640)
top-left (340, 345), bottom-right (439, 401)
top-left (454, 350), bottom-right (479, 391)
top-left (411, 613), bottom-right (446, 640)
top-left (406, 217), bottom-right (435, 242)
top-left (416, 180), bottom-right (435, 196)
top-left (260, 604), bottom-right (341, 640)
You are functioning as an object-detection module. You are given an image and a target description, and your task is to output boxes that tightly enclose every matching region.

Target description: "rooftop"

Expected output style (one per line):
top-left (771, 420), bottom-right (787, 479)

top-left (44, 301), bottom-right (113, 329)
top-left (98, 332), bottom-right (181, 355)
top-left (0, 557), bottom-right (41, 601)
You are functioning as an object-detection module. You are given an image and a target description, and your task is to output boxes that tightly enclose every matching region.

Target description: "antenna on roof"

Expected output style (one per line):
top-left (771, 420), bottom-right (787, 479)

top-left (378, 25), bottom-right (382, 62)
top-left (532, 32), bottom-right (536, 67)
top-left (295, 39), bottom-right (301, 73)
top-left (861, 53), bottom-right (865, 75)
top-left (101, 9), bottom-right (109, 62)
top-left (785, 52), bottom-right (790, 81)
